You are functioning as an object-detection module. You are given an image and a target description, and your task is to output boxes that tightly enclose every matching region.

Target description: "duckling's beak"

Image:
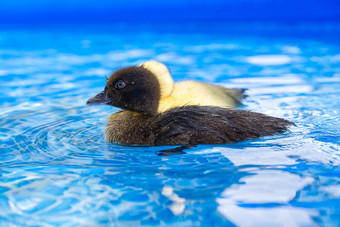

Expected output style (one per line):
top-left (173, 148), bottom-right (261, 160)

top-left (86, 90), bottom-right (112, 105)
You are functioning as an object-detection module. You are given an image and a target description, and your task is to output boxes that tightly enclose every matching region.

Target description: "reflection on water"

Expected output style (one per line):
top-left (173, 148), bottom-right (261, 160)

top-left (0, 28), bottom-right (340, 226)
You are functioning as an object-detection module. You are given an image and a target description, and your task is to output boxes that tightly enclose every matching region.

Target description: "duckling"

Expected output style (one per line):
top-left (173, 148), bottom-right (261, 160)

top-left (87, 66), bottom-right (294, 148)
top-left (140, 61), bottom-right (246, 112)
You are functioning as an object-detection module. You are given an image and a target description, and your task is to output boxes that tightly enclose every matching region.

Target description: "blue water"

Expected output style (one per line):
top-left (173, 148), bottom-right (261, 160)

top-left (0, 26), bottom-right (340, 226)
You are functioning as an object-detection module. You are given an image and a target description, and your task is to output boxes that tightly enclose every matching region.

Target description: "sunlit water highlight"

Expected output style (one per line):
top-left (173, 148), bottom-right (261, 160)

top-left (0, 28), bottom-right (340, 226)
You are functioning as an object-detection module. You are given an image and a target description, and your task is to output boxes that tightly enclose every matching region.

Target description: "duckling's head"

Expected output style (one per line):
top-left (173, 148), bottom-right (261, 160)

top-left (87, 66), bottom-right (160, 115)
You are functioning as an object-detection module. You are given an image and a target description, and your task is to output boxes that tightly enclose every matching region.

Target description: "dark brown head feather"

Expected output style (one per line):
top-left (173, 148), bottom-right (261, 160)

top-left (105, 66), bottom-right (161, 115)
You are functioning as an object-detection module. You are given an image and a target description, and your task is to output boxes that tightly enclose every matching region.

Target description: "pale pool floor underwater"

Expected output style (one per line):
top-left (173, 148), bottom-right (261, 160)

top-left (0, 27), bottom-right (340, 226)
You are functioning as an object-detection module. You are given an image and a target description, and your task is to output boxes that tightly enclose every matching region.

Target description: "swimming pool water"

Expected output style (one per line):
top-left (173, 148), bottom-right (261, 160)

top-left (0, 26), bottom-right (340, 226)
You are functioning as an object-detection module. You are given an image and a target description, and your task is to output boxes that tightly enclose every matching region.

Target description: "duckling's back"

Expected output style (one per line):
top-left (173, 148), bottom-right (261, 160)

top-left (158, 81), bottom-right (246, 112)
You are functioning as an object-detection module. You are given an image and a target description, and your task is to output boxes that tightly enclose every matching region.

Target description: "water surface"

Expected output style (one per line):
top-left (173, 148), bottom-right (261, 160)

top-left (0, 26), bottom-right (340, 226)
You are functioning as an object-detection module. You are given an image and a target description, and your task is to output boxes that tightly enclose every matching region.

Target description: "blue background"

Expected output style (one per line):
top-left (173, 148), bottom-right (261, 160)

top-left (1, 0), bottom-right (339, 24)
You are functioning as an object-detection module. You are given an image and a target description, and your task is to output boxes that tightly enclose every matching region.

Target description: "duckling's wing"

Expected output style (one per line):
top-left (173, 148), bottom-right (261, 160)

top-left (152, 107), bottom-right (239, 145)
top-left (152, 106), bottom-right (294, 146)
top-left (153, 110), bottom-right (205, 146)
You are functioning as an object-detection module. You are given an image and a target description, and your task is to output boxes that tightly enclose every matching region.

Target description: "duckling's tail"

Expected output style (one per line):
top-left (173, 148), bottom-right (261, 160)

top-left (223, 88), bottom-right (247, 106)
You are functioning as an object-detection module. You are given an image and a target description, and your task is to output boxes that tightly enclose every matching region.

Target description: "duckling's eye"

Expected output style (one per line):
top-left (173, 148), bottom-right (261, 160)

top-left (114, 80), bottom-right (126, 90)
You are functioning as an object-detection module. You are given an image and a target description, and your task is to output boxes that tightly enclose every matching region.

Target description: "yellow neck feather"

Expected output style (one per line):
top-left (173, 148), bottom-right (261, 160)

top-left (140, 60), bottom-right (174, 98)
